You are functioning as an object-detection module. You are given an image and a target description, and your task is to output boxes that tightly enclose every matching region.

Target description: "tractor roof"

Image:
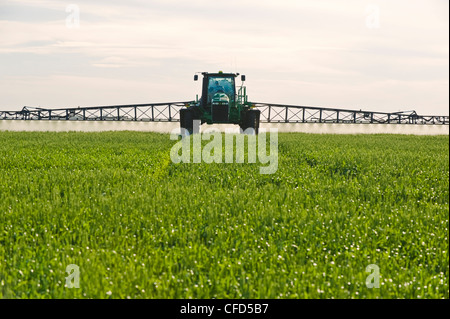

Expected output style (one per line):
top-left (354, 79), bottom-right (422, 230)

top-left (201, 71), bottom-right (239, 77)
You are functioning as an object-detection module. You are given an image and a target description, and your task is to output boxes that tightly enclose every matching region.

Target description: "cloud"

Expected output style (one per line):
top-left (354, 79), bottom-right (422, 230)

top-left (0, 0), bottom-right (448, 115)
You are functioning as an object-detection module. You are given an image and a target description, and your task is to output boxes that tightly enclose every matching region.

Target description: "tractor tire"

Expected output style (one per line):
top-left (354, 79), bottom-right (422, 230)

top-left (180, 108), bottom-right (194, 135)
top-left (241, 109), bottom-right (260, 134)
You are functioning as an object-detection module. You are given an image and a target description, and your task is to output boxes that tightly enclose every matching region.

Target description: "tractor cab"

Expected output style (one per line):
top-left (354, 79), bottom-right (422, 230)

top-left (199, 72), bottom-right (237, 123)
top-left (180, 71), bottom-right (260, 134)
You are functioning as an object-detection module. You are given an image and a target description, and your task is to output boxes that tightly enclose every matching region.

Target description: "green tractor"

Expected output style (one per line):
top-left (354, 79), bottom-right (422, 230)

top-left (180, 71), bottom-right (260, 134)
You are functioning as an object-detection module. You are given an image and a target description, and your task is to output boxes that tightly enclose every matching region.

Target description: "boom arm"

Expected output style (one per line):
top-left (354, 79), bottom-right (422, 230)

top-left (0, 102), bottom-right (448, 124)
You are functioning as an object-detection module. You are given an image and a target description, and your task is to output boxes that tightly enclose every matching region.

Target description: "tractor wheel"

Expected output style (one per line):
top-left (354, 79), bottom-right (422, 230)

top-left (180, 108), bottom-right (194, 135)
top-left (241, 109), bottom-right (260, 134)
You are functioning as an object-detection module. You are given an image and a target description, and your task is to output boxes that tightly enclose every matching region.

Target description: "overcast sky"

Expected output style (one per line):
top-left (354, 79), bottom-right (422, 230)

top-left (0, 0), bottom-right (448, 115)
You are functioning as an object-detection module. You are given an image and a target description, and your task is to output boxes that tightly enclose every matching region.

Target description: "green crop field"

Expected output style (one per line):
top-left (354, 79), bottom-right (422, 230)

top-left (0, 131), bottom-right (448, 299)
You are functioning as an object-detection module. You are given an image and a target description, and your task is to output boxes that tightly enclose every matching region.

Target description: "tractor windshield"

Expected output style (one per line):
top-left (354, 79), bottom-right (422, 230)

top-left (207, 76), bottom-right (235, 104)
